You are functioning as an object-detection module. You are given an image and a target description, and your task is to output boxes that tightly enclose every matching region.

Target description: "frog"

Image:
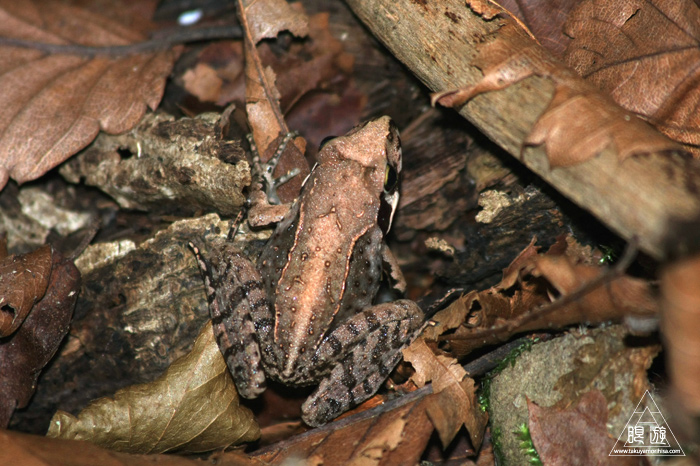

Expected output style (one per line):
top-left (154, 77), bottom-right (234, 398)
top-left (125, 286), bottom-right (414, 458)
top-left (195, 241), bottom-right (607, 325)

top-left (191, 116), bottom-right (425, 427)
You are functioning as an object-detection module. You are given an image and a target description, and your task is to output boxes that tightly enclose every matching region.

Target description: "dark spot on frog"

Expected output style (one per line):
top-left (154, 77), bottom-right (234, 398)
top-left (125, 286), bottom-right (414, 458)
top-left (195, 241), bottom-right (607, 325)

top-left (325, 261), bottom-right (331, 268)
top-left (347, 322), bottom-right (360, 336)
top-left (255, 318), bottom-right (274, 331)
top-left (362, 379), bottom-right (373, 395)
top-left (252, 298), bottom-right (268, 310)
top-left (378, 363), bottom-right (391, 377)
top-left (327, 398), bottom-right (341, 415)
top-left (365, 313), bottom-right (380, 331)
top-left (337, 247), bottom-right (342, 253)
top-left (327, 335), bottom-right (343, 357)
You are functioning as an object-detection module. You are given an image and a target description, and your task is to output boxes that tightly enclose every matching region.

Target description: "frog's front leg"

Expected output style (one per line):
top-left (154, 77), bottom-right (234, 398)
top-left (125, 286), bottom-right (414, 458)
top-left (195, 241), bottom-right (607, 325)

top-left (302, 299), bottom-right (425, 426)
top-left (190, 241), bottom-right (274, 399)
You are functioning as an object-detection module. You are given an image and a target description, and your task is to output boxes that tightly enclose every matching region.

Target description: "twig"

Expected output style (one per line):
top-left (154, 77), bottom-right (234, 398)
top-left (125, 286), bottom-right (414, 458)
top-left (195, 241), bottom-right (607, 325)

top-left (0, 25), bottom-right (242, 57)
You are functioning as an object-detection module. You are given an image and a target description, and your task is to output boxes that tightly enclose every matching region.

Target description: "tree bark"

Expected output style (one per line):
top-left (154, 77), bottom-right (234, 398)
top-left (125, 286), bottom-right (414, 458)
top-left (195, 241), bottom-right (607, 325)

top-left (345, 0), bottom-right (700, 260)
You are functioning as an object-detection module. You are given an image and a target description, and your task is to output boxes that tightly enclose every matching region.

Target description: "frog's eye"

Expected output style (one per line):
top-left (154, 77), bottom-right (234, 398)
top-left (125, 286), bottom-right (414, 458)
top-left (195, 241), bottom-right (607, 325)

top-left (384, 164), bottom-right (398, 192)
top-left (319, 135), bottom-right (336, 151)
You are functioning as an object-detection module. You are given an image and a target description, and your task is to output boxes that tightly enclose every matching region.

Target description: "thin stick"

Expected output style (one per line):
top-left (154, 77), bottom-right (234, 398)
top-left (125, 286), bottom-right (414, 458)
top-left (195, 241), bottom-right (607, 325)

top-left (0, 25), bottom-right (242, 57)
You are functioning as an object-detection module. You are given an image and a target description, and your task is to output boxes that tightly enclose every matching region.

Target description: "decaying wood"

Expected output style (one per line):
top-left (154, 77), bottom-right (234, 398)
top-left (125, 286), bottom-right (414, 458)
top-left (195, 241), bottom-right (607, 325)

top-left (345, 0), bottom-right (700, 260)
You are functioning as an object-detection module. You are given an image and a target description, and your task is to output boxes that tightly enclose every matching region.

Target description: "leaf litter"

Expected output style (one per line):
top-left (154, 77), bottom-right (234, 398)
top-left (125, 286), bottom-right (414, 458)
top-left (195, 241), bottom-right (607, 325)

top-left (0, 0), bottom-right (179, 190)
top-left (0, 0), bottom-right (682, 464)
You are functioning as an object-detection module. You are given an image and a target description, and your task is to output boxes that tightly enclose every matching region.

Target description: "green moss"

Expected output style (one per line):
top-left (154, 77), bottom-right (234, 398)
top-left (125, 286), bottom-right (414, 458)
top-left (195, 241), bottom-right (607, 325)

top-left (515, 423), bottom-right (542, 466)
top-left (477, 337), bottom-right (540, 460)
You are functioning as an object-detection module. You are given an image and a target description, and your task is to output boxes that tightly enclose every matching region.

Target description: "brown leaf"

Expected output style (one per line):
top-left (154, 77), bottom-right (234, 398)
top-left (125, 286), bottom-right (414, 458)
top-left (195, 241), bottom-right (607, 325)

top-left (0, 244), bottom-right (52, 336)
top-left (245, 0), bottom-right (308, 43)
top-left (0, 0), bottom-right (179, 189)
top-left (498, 0), bottom-right (578, 56)
top-left (402, 339), bottom-right (487, 448)
top-left (0, 250), bottom-right (80, 427)
top-left (438, 239), bottom-right (659, 357)
top-left (253, 396), bottom-right (434, 465)
top-left (47, 322), bottom-right (260, 454)
top-left (522, 254), bottom-right (659, 329)
top-left (432, 20), bottom-right (681, 168)
top-left (528, 390), bottom-right (645, 466)
top-left (425, 377), bottom-right (488, 449)
top-left (0, 429), bottom-right (261, 466)
top-left (564, 0), bottom-right (700, 149)
top-left (238, 0), bottom-right (310, 202)
top-left (182, 63), bottom-right (224, 103)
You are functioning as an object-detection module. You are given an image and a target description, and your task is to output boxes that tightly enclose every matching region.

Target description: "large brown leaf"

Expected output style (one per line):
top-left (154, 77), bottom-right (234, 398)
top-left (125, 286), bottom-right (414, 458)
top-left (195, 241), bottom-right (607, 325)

top-left (564, 0), bottom-right (700, 149)
top-left (432, 19), bottom-right (680, 168)
top-left (47, 322), bottom-right (260, 454)
top-left (0, 0), bottom-right (179, 189)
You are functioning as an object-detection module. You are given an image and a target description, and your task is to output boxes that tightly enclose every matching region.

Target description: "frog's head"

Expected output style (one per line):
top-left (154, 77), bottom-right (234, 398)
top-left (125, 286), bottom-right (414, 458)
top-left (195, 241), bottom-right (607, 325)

top-left (317, 116), bottom-right (402, 235)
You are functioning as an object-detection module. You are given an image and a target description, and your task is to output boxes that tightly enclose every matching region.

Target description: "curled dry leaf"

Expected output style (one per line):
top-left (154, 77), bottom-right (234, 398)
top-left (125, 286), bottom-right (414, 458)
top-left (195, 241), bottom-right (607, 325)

top-left (428, 238), bottom-right (659, 358)
top-left (238, 0), bottom-right (310, 202)
top-left (0, 244), bottom-right (52, 336)
top-left (564, 0), bottom-right (700, 149)
top-left (0, 0), bottom-right (179, 189)
top-left (402, 339), bottom-right (487, 448)
top-left (432, 20), bottom-right (681, 168)
top-left (47, 322), bottom-right (260, 454)
top-left (0, 250), bottom-right (80, 427)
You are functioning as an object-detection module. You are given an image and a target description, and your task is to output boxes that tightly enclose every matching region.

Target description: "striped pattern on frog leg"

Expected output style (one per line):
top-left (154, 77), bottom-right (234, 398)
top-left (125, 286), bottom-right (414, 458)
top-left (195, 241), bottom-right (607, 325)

top-left (190, 241), bottom-right (268, 399)
top-left (301, 299), bottom-right (426, 426)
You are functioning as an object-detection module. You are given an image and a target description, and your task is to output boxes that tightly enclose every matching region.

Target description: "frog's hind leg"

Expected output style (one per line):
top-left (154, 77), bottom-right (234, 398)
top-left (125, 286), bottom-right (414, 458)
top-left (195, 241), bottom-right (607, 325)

top-left (302, 299), bottom-right (425, 427)
top-left (190, 241), bottom-right (269, 399)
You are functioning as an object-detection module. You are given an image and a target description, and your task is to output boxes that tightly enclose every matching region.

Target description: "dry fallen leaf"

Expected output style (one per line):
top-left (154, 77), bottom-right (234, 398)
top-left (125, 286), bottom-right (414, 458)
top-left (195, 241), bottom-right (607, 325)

top-left (0, 0), bottom-right (179, 189)
top-left (0, 244), bottom-right (52, 336)
top-left (238, 0), bottom-right (310, 203)
top-left (430, 238), bottom-right (659, 358)
top-left (0, 428), bottom-right (261, 466)
top-left (0, 249), bottom-right (80, 427)
top-left (403, 338), bottom-right (487, 448)
top-left (253, 395), bottom-right (434, 465)
top-left (564, 0), bottom-right (700, 150)
top-left (528, 390), bottom-right (645, 466)
top-left (432, 19), bottom-right (681, 168)
top-left (497, 0), bottom-right (578, 56)
top-left (47, 322), bottom-right (260, 454)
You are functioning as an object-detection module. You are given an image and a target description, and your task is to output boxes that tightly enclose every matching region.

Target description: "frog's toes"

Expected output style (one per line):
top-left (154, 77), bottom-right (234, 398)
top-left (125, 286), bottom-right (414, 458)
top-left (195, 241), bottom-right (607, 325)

top-left (248, 131), bottom-right (301, 205)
